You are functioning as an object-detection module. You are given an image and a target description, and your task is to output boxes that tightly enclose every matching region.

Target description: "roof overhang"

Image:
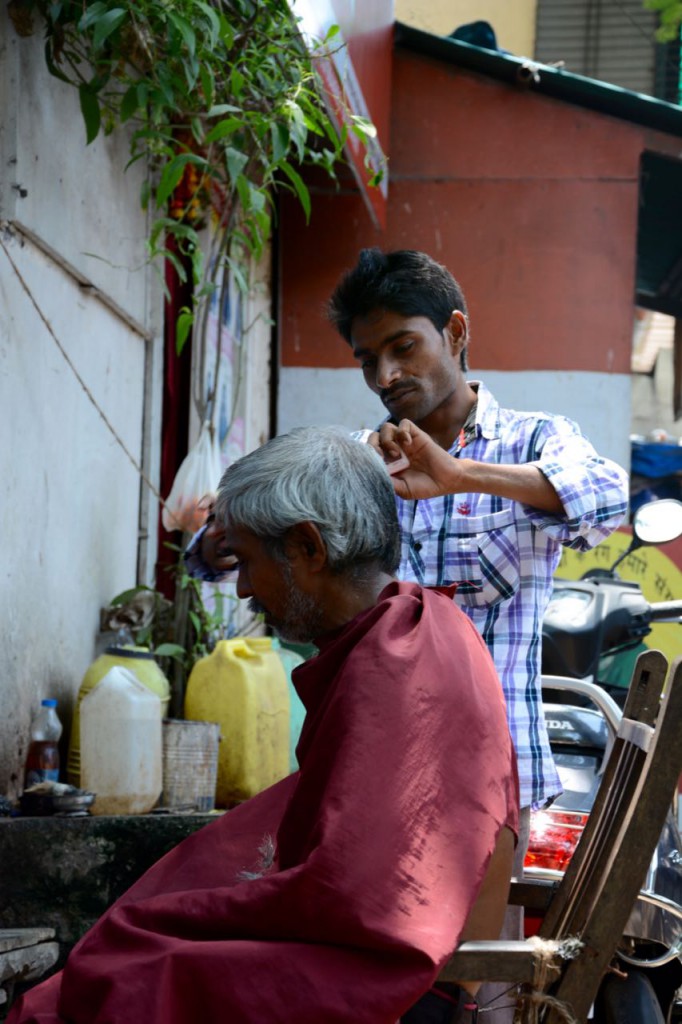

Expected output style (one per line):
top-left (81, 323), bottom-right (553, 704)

top-left (395, 21), bottom-right (682, 320)
top-left (394, 22), bottom-right (682, 139)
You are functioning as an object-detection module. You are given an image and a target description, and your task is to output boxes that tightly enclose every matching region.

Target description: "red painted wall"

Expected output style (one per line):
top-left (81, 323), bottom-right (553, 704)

top-left (279, 44), bottom-right (681, 372)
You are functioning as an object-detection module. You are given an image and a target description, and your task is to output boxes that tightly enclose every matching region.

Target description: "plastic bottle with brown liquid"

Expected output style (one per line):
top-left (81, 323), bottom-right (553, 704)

top-left (24, 699), bottom-right (62, 788)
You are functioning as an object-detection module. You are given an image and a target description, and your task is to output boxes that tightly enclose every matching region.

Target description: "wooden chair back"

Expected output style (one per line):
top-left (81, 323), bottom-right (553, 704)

top-left (438, 650), bottom-right (682, 1024)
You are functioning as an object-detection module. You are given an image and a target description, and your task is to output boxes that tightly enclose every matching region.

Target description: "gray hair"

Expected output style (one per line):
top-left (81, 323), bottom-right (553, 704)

top-left (214, 427), bottom-right (400, 577)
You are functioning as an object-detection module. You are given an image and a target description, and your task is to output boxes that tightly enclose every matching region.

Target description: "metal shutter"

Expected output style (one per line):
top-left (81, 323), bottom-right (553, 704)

top-left (534, 0), bottom-right (658, 96)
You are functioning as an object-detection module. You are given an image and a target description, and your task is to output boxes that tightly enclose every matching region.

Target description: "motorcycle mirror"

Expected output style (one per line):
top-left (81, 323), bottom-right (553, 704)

top-left (606, 498), bottom-right (682, 574)
top-left (632, 498), bottom-right (682, 546)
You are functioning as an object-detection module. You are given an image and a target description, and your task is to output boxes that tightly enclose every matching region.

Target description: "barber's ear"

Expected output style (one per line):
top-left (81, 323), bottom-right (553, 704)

top-left (283, 522), bottom-right (327, 572)
top-left (445, 310), bottom-right (468, 359)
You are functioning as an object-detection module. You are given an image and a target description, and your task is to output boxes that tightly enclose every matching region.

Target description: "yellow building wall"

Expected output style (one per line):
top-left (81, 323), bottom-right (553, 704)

top-left (395, 0), bottom-right (538, 58)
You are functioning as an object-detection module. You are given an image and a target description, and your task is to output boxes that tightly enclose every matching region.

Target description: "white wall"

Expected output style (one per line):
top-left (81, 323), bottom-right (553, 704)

top-left (0, 12), bottom-right (163, 797)
top-left (2, 26), bottom-right (151, 325)
top-left (278, 366), bottom-right (631, 470)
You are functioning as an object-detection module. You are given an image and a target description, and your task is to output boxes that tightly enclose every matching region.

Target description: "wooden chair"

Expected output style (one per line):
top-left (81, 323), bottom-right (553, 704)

top-left (438, 650), bottom-right (681, 1023)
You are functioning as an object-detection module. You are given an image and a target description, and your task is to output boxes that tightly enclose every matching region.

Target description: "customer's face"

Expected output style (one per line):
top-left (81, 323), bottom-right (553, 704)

top-left (223, 523), bottom-right (324, 642)
top-left (350, 308), bottom-right (465, 426)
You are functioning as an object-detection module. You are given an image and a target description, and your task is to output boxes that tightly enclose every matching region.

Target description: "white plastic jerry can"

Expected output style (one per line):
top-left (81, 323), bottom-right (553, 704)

top-left (81, 666), bottom-right (163, 815)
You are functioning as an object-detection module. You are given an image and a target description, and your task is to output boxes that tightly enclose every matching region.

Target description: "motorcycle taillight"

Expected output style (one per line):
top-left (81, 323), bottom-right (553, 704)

top-left (524, 808), bottom-right (589, 872)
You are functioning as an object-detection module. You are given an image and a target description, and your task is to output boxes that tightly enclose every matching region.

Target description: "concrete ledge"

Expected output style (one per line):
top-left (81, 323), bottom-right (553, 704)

top-left (0, 813), bottom-right (215, 976)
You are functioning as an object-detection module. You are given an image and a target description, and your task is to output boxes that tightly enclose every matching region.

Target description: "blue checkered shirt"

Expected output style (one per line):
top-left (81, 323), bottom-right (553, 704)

top-left (394, 383), bottom-right (628, 807)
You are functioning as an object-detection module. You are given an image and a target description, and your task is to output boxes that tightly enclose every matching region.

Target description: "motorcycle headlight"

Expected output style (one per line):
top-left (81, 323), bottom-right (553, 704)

top-left (544, 590), bottom-right (594, 628)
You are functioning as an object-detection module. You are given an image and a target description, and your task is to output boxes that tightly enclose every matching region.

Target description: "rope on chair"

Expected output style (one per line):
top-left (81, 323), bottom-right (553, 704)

top-left (512, 936), bottom-right (583, 1024)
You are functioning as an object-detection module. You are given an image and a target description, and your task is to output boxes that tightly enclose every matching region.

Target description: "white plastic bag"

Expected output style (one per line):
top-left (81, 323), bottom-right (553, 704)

top-left (162, 422), bottom-right (222, 534)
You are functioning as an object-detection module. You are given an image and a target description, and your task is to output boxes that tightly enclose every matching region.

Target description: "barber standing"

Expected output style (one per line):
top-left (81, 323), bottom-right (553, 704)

top-left (188, 248), bottom-right (629, 1023)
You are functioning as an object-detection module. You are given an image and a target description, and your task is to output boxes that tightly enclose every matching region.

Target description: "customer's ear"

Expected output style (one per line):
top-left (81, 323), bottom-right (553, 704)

top-left (284, 522), bottom-right (327, 573)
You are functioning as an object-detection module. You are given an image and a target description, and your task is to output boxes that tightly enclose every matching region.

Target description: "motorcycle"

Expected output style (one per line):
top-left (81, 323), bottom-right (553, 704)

top-left (525, 498), bottom-right (682, 1023)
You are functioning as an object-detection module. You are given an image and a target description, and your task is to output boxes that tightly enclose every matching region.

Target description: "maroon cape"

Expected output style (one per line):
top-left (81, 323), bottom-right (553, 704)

top-left (9, 582), bottom-right (518, 1024)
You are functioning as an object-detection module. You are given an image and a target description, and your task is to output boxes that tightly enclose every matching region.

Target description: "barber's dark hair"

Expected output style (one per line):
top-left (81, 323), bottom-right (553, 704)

top-left (328, 248), bottom-right (469, 370)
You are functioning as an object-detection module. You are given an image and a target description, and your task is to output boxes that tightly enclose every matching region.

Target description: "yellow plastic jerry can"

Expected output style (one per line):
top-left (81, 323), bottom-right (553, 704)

top-left (184, 638), bottom-right (290, 807)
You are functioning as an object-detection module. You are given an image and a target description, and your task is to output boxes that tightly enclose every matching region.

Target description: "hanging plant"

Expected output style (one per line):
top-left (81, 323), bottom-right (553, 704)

top-left (643, 0), bottom-right (682, 42)
top-left (8, 0), bottom-right (380, 353)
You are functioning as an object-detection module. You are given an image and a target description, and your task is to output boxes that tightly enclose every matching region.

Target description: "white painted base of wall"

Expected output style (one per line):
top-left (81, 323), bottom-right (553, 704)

top-left (278, 366), bottom-right (632, 471)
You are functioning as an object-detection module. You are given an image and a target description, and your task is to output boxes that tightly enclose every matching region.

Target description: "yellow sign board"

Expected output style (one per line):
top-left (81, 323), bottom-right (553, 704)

top-left (556, 531), bottom-right (682, 670)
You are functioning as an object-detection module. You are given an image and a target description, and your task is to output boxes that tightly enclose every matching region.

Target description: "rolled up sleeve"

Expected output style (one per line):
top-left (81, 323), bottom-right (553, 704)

top-left (521, 419), bottom-right (629, 551)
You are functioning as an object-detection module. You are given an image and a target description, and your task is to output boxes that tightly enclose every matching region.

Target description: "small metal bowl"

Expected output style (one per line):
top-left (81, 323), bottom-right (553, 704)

top-left (52, 791), bottom-right (96, 814)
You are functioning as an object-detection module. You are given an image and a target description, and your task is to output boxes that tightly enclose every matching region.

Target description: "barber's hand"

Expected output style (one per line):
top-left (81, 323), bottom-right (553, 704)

top-left (201, 503), bottom-right (239, 577)
top-left (374, 420), bottom-right (462, 500)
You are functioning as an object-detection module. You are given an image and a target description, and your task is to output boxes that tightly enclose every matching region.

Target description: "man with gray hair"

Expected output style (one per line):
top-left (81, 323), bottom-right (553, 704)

top-left (10, 427), bottom-right (518, 1024)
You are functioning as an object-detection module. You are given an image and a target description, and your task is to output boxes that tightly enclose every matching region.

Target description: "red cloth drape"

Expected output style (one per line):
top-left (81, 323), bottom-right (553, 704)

top-left (9, 582), bottom-right (518, 1024)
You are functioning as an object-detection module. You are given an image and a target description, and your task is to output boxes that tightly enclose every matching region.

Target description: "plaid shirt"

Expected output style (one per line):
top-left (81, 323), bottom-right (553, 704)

top-left (186, 382), bottom-right (629, 808)
top-left (395, 383), bottom-right (629, 807)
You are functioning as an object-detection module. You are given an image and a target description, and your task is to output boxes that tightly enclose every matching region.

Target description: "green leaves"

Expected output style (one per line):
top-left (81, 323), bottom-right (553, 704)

top-left (644, 0), bottom-right (682, 41)
top-left (78, 84), bottom-right (101, 144)
top-left (279, 161), bottom-right (311, 221)
top-left (195, 1), bottom-right (221, 49)
top-left (156, 153), bottom-right (208, 209)
top-left (154, 643), bottom-right (186, 660)
top-left (176, 307), bottom-right (194, 355)
top-left (92, 7), bottom-right (127, 50)
top-left (21, 0), bottom-right (381, 310)
top-left (205, 117), bottom-right (242, 143)
top-left (167, 11), bottom-right (196, 57)
top-left (106, 571), bottom-right (239, 684)
top-left (282, 99), bottom-right (308, 161)
top-left (350, 114), bottom-right (378, 142)
top-left (270, 122), bottom-right (290, 163)
top-left (225, 147), bottom-right (249, 183)
top-left (120, 84), bottom-right (140, 123)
